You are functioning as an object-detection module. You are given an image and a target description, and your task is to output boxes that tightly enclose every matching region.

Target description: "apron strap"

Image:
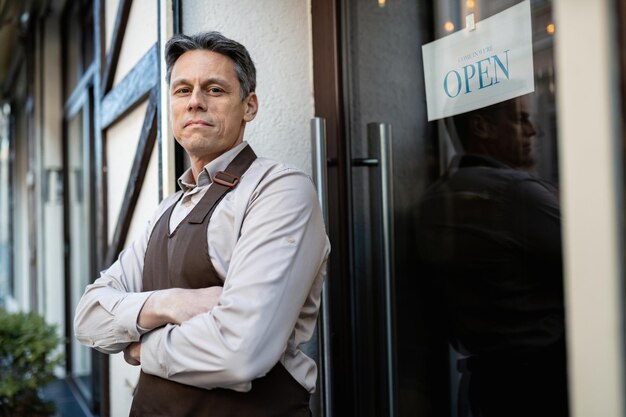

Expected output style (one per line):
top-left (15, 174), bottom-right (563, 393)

top-left (188, 145), bottom-right (257, 224)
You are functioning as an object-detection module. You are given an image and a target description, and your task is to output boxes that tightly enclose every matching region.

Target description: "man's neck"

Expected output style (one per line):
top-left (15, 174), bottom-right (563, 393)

top-left (187, 141), bottom-right (247, 184)
top-left (189, 154), bottom-right (220, 183)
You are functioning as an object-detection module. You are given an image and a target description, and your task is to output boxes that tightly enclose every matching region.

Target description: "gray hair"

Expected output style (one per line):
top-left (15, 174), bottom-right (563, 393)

top-left (165, 31), bottom-right (256, 100)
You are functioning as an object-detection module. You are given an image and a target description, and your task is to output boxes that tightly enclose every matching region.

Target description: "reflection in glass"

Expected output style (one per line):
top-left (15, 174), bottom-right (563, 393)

top-left (339, 0), bottom-right (564, 415)
top-left (417, 95), bottom-right (567, 416)
top-left (418, 1), bottom-right (566, 416)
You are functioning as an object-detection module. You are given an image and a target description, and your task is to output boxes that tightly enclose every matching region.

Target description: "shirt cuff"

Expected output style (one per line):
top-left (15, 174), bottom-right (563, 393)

top-left (140, 325), bottom-right (169, 378)
top-left (112, 291), bottom-right (155, 343)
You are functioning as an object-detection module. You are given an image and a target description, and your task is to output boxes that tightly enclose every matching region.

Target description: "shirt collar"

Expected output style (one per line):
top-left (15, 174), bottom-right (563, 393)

top-left (177, 141), bottom-right (249, 192)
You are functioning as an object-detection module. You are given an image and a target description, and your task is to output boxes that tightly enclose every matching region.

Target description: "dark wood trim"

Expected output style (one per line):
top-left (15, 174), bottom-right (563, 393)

top-left (84, 86), bottom-right (99, 415)
top-left (77, 0), bottom-right (90, 77)
top-left (104, 89), bottom-right (158, 266)
top-left (93, 0), bottom-right (109, 414)
top-left (59, 0), bottom-right (73, 380)
top-left (1, 50), bottom-right (24, 97)
top-left (100, 43), bottom-right (158, 129)
top-left (93, 0), bottom-right (107, 274)
top-left (65, 63), bottom-right (96, 118)
top-left (172, 0), bottom-right (182, 34)
top-left (101, 0), bottom-right (132, 96)
top-left (60, 94), bottom-right (73, 378)
top-left (618, 0), bottom-right (626, 171)
top-left (311, 0), bottom-right (356, 415)
top-left (156, 0), bottom-right (163, 201)
top-left (618, 0), bottom-right (626, 312)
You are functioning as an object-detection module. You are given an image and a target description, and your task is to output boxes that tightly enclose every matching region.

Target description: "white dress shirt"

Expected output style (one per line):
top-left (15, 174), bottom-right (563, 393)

top-left (74, 142), bottom-right (330, 393)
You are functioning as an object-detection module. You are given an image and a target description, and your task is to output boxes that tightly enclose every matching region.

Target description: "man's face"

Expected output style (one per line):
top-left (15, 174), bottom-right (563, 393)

top-left (488, 97), bottom-right (537, 169)
top-left (169, 50), bottom-right (257, 167)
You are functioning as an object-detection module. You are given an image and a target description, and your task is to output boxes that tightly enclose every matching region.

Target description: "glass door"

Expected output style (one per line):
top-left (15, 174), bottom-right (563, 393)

top-left (341, 1), bottom-right (440, 416)
top-left (340, 1), bottom-right (565, 416)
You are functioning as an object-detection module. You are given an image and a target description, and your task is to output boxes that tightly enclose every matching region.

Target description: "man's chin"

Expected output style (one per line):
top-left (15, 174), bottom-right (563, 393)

top-left (518, 158), bottom-right (536, 171)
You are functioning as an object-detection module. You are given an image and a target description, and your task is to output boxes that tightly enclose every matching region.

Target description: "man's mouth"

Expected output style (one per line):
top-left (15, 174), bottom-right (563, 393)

top-left (184, 120), bottom-right (212, 127)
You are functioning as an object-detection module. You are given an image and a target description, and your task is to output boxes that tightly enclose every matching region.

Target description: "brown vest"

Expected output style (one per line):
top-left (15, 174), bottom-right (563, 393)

top-left (129, 145), bottom-right (311, 417)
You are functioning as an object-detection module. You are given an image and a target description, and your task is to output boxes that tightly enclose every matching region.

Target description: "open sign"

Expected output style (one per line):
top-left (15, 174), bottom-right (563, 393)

top-left (422, 1), bottom-right (534, 121)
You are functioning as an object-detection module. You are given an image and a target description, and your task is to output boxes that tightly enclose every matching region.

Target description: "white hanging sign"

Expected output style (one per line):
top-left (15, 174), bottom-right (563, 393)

top-left (422, 0), bottom-right (535, 121)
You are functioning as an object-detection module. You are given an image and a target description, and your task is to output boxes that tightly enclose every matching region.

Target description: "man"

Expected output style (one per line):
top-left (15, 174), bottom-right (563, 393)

top-left (74, 32), bottom-right (330, 417)
top-left (416, 96), bottom-right (568, 417)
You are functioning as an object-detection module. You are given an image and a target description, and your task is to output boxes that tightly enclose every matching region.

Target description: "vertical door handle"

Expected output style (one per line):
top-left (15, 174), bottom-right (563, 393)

top-left (311, 117), bottom-right (332, 417)
top-left (367, 122), bottom-right (396, 417)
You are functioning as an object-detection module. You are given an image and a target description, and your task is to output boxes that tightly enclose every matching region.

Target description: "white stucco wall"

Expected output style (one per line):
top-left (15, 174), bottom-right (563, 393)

top-left (105, 0), bottom-right (157, 86)
top-left (181, 0), bottom-right (316, 175)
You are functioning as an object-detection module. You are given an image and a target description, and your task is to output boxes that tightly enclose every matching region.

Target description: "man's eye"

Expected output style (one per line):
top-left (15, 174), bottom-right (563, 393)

top-left (208, 87), bottom-right (224, 94)
top-left (175, 88), bottom-right (190, 94)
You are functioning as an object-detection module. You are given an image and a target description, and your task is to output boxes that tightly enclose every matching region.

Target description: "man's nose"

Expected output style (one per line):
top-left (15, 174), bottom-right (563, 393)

top-left (524, 120), bottom-right (537, 137)
top-left (187, 88), bottom-right (206, 111)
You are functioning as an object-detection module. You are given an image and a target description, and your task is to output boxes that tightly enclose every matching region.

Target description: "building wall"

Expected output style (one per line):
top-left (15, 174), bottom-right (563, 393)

top-left (181, 0), bottom-right (316, 175)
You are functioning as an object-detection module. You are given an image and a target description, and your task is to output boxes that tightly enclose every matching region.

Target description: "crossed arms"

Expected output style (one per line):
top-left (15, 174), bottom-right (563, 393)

top-left (74, 166), bottom-right (330, 391)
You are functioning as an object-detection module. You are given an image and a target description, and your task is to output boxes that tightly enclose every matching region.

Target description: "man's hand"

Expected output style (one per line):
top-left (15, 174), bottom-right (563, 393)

top-left (124, 342), bottom-right (141, 366)
top-left (138, 286), bottom-right (223, 330)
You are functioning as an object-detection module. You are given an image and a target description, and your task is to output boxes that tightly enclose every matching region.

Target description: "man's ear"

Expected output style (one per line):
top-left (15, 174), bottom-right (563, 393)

top-left (469, 114), bottom-right (495, 140)
top-left (243, 93), bottom-right (258, 122)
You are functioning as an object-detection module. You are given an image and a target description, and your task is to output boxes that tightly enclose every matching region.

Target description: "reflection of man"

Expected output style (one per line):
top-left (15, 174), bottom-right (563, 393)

top-left (417, 96), bottom-right (568, 417)
top-left (447, 96), bottom-right (537, 169)
top-left (75, 32), bottom-right (329, 416)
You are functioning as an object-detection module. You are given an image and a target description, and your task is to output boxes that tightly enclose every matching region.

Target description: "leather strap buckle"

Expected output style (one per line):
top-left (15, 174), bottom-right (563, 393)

top-left (213, 171), bottom-right (240, 188)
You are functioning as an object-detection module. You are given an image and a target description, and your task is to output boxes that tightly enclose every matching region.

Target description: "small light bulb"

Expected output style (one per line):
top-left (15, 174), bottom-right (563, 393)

top-left (444, 21), bottom-right (455, 32)
top-left (466, 0), bottom-right (475, 8)
top-left (546, 23), bottom-right (555, 35)
top-left (378, 0), bottom-right (386, 8)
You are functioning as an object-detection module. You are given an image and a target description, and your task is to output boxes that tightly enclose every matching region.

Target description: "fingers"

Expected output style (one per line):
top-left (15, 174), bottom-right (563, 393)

top-left (123, 342), bottom-right (141, 366)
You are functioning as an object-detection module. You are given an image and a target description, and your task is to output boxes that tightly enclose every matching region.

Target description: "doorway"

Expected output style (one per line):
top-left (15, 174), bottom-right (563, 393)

top-left (313, 1), bottom-right (565, 416)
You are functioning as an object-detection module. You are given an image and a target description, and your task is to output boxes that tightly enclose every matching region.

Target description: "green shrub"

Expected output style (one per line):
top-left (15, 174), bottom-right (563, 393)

top-left (0, 309), bottom-right (64, 416)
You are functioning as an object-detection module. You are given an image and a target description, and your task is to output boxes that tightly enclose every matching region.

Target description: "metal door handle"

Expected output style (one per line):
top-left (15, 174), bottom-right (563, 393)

top-left (366, 122), bottom-right (396, 417)
top-left (311, 117), bottom-right (332, 417)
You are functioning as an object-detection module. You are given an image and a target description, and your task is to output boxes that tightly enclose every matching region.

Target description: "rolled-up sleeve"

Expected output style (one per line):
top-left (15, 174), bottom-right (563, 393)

top-left (73, 195), bottom-right (179, 353)
top-left (140, 168), bottom-right (330, 390)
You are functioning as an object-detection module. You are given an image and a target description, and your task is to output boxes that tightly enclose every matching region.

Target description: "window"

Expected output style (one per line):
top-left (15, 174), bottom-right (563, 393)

top-left (61, 0), bottom-right (99, 411)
